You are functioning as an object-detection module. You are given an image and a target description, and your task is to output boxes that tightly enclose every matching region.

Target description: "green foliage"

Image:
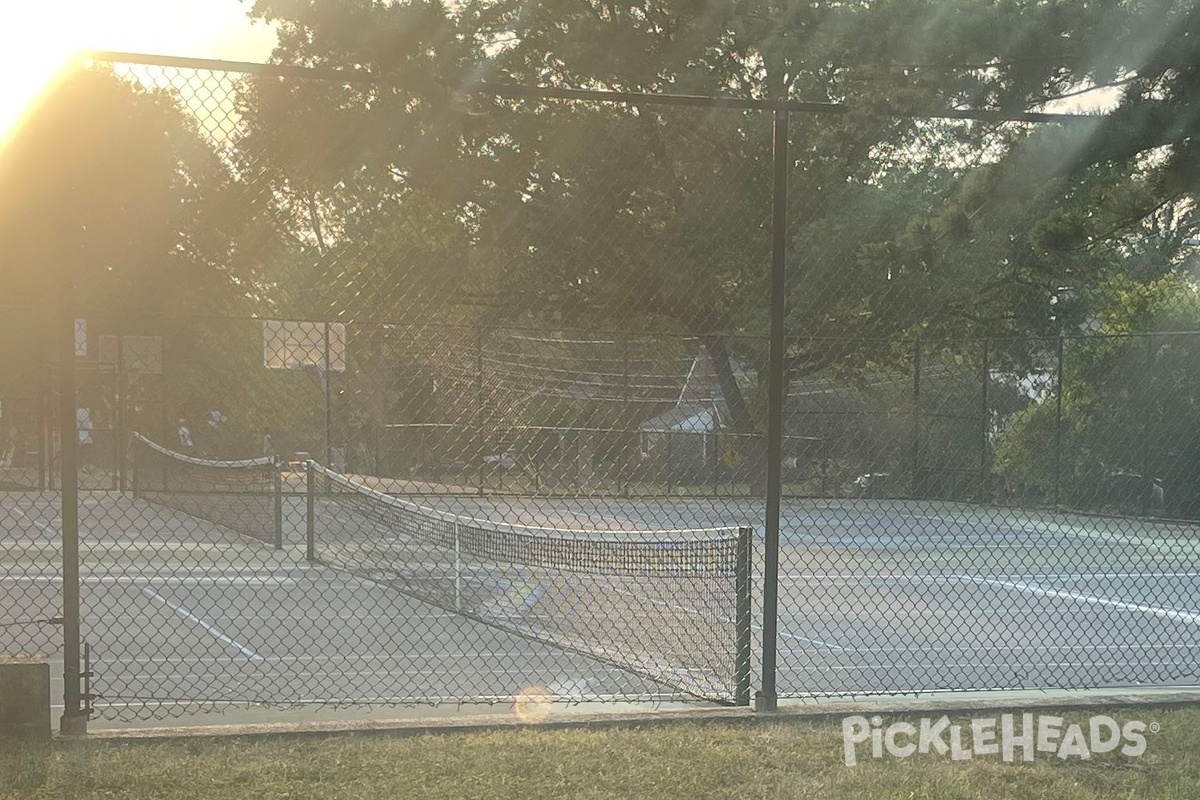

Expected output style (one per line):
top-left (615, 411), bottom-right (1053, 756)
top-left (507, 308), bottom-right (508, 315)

top-left (0, 67), bottom-right (248, 315)
top-left (226, 0), bottom-right (1200, 439)
top-left (995, 276), bottom-right (1200, 513)
top-left (10, 2), bottom-right (1200, 450)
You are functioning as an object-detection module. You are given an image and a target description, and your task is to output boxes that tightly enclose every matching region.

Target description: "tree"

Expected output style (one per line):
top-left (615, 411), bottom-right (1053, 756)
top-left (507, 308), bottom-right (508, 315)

top-left (995, 276), bottom-right (1200, 515)
top-left (0, 66), bottom-right (248, 316)
top-left (225, 0), bottom-right (1200, 440)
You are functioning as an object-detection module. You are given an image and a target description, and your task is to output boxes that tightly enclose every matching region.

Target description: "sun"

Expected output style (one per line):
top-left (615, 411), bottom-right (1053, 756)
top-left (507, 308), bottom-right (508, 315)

top-left (0, 0), bottom-right (275, 147)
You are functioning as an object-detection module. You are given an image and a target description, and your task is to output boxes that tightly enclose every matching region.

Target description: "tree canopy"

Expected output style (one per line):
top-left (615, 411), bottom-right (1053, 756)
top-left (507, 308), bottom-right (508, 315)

top-left (5, 1), bottom-right (1199, 460)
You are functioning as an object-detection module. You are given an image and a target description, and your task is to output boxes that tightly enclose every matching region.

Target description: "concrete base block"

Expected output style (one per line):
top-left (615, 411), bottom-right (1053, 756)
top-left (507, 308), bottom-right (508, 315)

top-left (0, 659), bottom-right (51, 742)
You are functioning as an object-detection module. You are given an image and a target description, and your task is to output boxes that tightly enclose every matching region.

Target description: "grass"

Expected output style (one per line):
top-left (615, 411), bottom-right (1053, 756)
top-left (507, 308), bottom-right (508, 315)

top-left (4, 707), bottom-right (1200, 799)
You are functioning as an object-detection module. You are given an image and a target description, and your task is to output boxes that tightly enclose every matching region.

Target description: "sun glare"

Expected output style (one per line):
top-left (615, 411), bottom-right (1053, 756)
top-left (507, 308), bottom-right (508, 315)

top-left (0, 1), bottom-right (274, 147)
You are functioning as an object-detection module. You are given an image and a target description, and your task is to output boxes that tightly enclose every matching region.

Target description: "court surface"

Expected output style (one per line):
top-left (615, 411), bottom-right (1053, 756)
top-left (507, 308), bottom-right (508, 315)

top-left (4, 489), bottom-right (1200, 724)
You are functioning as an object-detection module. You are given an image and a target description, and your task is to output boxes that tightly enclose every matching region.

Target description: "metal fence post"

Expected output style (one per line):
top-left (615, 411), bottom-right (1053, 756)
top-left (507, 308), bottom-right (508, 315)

top-left (666, 430), bottom-right (674, 494)
top-left (1142, 333), bottom-right (1155, 514)
top-left (273, 459), bottom-right (284, 551)
top-left (37, 363), bottom-right (48, 491)
top-left (712, 429), bottom-right (720, 495)
top-left (622, 334), bottom-right (631, 498)
top-left (911, 340), bottom-right (922, 496)
top-left (116, 324), bottom-right (126, 492)
top-left (979, 339), bottom-right (990, 503)
top-left (757, 107), bottom-right (788, 713)
top-left (305, 461), bottom-right (316, 562)
top-left (1054, 335), bottom-right (1065, 507)
top-left (735, 526), bottom-right (752, 706)
top-left (130, 439), bottom-right (139, 500)
top-left (323, 322), bottom-right (333, 469)
top-left (476, 327), bottom-right (485, 497)
top-left (454, 521), bottom-right (463, 613)
top-left (59, 268), bottom-right (85, 736)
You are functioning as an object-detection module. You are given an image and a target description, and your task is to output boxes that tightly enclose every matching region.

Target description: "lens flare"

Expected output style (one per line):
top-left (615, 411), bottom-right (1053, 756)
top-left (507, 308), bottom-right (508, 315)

top-left (513, 686), bottom-right (555, 723)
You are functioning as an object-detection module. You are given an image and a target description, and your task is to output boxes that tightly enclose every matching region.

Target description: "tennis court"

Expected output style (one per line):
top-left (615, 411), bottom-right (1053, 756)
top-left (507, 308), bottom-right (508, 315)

top-left (3, 475), bottom-right (744, 722)
top-left (430, 495), bottom-right (1200, 696)
top-left (7, 474), bottom-right (1200, 722)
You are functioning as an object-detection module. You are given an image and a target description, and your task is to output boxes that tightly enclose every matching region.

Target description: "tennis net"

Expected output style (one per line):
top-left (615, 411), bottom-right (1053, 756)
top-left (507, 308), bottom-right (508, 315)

top-left (131, 433), bottom-right (283, 549)
top-left (304, 462), bottom-right (752, 703)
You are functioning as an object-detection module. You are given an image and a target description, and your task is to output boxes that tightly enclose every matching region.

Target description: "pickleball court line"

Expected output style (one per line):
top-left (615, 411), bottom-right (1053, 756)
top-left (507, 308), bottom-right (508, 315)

top-left (140, 586), bottom-right (266, 663)
top-left (965, 576), bottom-right (1200, 625)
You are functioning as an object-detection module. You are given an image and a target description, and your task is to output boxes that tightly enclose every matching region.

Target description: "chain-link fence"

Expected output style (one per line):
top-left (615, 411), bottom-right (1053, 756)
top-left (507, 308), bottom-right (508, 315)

top-left (774, 331), bottom-right (1200, 697)
top-left (2, 51), bottom-right (1199, 727)
top-left (0, 306), bottom-right (61, 677)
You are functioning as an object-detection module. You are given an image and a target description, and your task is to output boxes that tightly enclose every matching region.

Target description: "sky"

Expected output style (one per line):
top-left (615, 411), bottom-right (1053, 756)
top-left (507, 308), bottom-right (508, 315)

top-left (0, 1), bottom-right (277, 145)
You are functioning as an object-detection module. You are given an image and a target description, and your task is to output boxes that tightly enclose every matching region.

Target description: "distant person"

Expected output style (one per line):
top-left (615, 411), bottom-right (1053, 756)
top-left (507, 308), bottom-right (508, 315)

top-left (177, 418), bottom-right (193, 451)
top-left (262, 428), bottom-right (274, 458)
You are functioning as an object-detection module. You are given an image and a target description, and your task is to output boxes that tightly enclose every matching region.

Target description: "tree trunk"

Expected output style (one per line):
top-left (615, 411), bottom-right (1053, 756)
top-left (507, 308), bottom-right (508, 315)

top-left (702, 333), bottom-right (756, 435)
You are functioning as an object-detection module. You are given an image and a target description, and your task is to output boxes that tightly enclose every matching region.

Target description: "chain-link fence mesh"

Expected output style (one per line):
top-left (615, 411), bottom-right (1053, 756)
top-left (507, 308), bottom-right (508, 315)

top-left (0, 306), bottom-right (61, 667)
top-left (3, 49), bottom-right (1200, 723)
top-left (775, 332), bottom-right (1200, 696)
top-left (774, 107), bottom-right (1200, 695)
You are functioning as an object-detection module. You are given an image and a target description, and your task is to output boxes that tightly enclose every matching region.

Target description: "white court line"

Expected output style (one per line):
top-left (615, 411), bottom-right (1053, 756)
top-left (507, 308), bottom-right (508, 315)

top-left (86, 693), bottom-right (677, 710)
top-left (92, 664), bottom-right (644, 682)
top-left (608, 585), bottom-right (844, 651)
top-left (13, 508), bottom-right (56, 536)
top-left (79, 609), bottom-right (470, 624)
top-left (777, 631), bottom-right (847, 652)
top-left (777, 642), bottom-right (1200, 655)
top-left (786, 658), bottom-right (1200, 672)
top-left (140, 586), bottom-right (265, 663)
top-left (92, 652), bottom-right (577, 666)
top-left (2, 566), bottom-right (319, 576)
top-left (8, 576), bottom-right (296, 586)
top-left (794, 541), bottom-right (1094, 552)
top-left (1, 540), bottom-right (281, 551)
top-left (967, 576), bottom-right (1200, 625)
top-left (780, 571), bottom-right (1200, 582)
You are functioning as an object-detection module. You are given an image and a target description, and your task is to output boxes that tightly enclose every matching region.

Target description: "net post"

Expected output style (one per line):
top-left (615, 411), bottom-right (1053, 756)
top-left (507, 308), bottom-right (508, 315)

top-left (273, 458), bottom-right (283, 551)
top-left (735, 526), bottom-right (752, 706)
top-left (305, 461), bottom-right (316, 563)
top-left (454, 521), bottom-right (462, 613)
